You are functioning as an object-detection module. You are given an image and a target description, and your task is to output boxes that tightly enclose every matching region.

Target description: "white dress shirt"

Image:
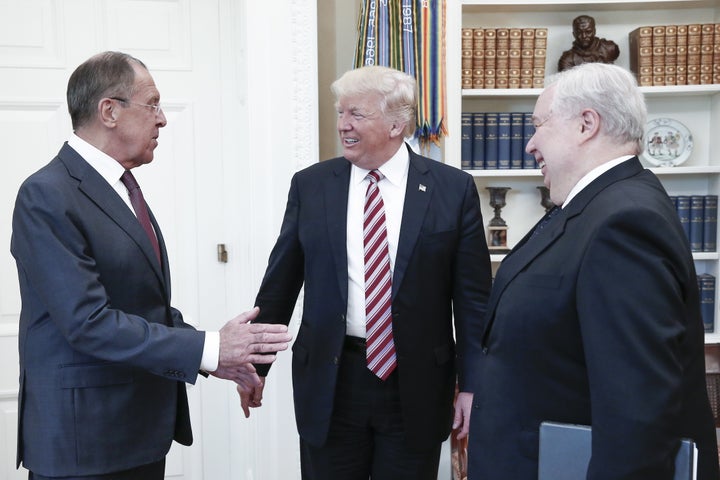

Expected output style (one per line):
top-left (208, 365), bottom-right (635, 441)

top-left (346, 144), bottom-right (410, 338)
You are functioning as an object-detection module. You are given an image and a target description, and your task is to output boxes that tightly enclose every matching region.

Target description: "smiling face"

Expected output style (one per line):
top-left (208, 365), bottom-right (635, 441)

top-left (525, 85), bottom-right (584, 206)
top-left (336, 92), bottom-right (404, 170)
top-left (112, 64), bottom-right (167, 169)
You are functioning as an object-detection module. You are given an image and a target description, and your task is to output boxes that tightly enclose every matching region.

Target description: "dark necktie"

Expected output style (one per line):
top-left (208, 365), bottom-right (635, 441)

top-left (364, 170), bottom-right (397, 380)
top-left (532, 206), bottom-right (560, 237)
top-left (120, 170), bottom-right (161, 263)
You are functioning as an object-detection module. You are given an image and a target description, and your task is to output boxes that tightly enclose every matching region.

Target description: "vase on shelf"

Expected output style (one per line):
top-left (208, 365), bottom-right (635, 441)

top-left (486, 186), bottom-right (511, 253)
top-left (537, 186), bottom-right (555, 213)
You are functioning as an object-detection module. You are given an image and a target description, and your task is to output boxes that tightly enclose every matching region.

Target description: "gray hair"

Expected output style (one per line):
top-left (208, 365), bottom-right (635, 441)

top-left (67, 51), bottom-right (147, 130)
top-left (545, 63), bottom-right (647, 154)
top-left (331, 66), bottom-right (417, 138)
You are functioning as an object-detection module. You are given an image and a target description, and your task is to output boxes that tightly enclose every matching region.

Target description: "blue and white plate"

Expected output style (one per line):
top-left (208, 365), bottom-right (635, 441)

top-left (642, 118), bottom-right (693, 167)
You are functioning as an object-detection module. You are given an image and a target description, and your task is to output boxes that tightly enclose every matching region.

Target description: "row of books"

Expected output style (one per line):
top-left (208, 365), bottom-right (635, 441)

top-left (461, 112), bottom-right (537, 170)
top-left (699, 273), bottom-right (716, 333)
top-left (461, 27), bottom-right (547, 89)
top-left (629, 23), bottom-right (720, 86)
top-left (670, 195), bottom-right (718, 253)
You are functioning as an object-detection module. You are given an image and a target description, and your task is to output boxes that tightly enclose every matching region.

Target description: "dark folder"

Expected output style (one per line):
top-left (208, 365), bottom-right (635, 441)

top-left (538, 421), bottom-right (696, 480)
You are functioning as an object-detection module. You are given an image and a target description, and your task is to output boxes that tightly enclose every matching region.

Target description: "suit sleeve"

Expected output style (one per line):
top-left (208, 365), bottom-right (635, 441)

top-left (253, 174), bottom-right (306, 376)
top-left (577, 206), bottom-right (693, 478)
top-left (11, 176), bottom-right (205, 383)
top-left (452, 175), bottom-right (493, 392)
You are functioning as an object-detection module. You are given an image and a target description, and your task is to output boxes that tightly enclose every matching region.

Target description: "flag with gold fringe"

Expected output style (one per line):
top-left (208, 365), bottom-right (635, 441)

top-left (354, 0), bottom-right (446, 148)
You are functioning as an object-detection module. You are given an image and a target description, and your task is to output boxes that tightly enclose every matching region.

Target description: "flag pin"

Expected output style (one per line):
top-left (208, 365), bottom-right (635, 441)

top-left (419, 184), bottom-right (426, 192)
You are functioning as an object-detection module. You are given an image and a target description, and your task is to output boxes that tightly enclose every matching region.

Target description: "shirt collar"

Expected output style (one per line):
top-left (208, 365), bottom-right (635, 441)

top-left (68, 133), bottom-right (127, 185)
top-left (563, 155), bottom-right (634, 208)
top-left (350, 143), bottom-right (410, 186)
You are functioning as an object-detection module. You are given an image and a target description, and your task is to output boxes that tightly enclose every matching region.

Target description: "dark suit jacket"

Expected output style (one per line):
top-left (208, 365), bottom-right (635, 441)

top-left (11, 143), bottom-right (205, 476)
top-left (254, 145), bottom-right (492, 451)
top-left (467, 157), bottom-right (720, 480)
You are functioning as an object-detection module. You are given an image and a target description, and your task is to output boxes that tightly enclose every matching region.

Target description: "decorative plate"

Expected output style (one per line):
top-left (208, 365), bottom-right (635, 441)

top-left (642, 118), bottom-right (693, 167)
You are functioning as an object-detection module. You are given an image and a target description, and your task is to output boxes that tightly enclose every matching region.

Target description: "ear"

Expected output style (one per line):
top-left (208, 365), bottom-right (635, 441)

top-left (389, 121), bottom-right (406, 139)
top-left (578, 108), bottom-right (600, 140)
top-left (98, 98), bottom-right (119, 127)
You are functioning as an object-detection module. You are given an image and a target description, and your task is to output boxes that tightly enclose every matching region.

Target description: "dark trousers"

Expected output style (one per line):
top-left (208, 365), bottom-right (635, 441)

top-left (300, 337), bottom-right (442, 480)
top-left (28, 459), bottom-right (165, 480)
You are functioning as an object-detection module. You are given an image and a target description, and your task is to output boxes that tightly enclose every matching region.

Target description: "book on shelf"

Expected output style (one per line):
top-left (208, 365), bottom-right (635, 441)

top-left (698, 273), bottom-right (716, 333)
top-left (670, 195), bottom-right (717, 253)
top-left (665, 25), bottom-right (677, 86)
top-left (472, 112), bottom-right (485, 170)
top-left (521, 28), bottom-right (535, 89)
top-left (688, 24), bottom-right (702, 85)
top-left (461, 112), bottom-right (473, 169)
top-left (701, 23), bottom-right (715, 84)
top-left (690, 195), bottom-right (705, 252)
top-left (522, 112), bottom-right (536, 169)
top-left (497, 112), bottom-right (511, 169)
top-left (473, 28), bottom-right (485, 89)
top-left (703, 195), bottom-right (718, 253)
top-left (715, 24), bottom-right (720, 84)
top-left (533, 28), bottom-right (547, 89)
top-left (461, 28), bottom-right (474, 89)
top-left (629, 26), bottom-right (654, 86)
top-left (653, 25), bottom-right (667, 86)
top-left (510, 112), bottom-right (524, 169)
top-left (677, 24), bottom-right (689, 86)
top-left (461, 25), bottom-right (547, 89)
top-left (484, 112), bottom-right (499, 169)
top-left (675, 195), bottom-right (691, 244)
top-left (628, 22), bottom-right (719, 87)
top-left (464, 112), bottom-right (535, 170)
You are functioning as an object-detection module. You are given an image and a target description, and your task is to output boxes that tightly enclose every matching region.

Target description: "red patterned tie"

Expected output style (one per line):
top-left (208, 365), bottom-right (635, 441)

top-left (120, 170), bottom-right (161, 263)
top-left (364, 170), bottom-right (397, 380)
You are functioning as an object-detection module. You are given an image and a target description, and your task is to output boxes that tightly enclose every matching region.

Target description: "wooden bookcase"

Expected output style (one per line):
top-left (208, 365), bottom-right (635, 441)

top-left (444, 0), bottom-right (720, 340)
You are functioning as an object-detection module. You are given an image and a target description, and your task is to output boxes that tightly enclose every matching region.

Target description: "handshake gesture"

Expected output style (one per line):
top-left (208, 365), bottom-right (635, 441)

top-left (210, 307), bottom-right (291, 395)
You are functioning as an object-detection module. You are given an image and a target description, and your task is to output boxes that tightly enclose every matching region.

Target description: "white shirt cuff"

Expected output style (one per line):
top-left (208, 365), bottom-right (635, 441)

top-left (200, 331), bottom-right (220, 372)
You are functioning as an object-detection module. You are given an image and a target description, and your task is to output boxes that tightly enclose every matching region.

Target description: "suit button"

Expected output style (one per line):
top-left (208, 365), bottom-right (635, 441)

top-left (332, 356), bottom-right (340, 365)
top-left (482, 347), bottom-right (489, 354)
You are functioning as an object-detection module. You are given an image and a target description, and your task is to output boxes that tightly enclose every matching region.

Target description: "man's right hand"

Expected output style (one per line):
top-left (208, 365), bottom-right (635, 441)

top-left (237, 376), bottom-right (266, 418)
top-left (218, 307), bottom-right (291, 367)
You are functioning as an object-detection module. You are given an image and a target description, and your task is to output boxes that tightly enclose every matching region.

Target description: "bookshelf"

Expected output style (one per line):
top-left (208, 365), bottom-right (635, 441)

top-left (445, 0), bottom-right (720, 340)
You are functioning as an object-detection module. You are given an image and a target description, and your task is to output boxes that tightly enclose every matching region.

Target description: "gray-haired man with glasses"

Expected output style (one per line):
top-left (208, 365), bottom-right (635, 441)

top-left (10, 51), bottom-right (292, 480)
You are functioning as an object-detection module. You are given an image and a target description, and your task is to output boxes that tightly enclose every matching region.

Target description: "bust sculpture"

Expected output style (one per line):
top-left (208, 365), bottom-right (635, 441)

top-left (558, 15), bottom-right (620, 72)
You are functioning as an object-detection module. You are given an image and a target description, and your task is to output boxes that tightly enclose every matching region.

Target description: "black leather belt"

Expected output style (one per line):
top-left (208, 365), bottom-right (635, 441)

top-left (344, 335), bottom-right (367, 353)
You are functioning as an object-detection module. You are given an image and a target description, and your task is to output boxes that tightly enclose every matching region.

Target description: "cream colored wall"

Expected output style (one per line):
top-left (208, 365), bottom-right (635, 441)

top-left (317, 0), bottom-right (361, 160)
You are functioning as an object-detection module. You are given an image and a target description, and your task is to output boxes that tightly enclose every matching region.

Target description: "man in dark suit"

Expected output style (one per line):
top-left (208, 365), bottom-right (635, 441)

top-left (467, 62), bottom-right (720, 479)
top-left (237, 66), bottom-right (492, 479)
top-left (10, 51), bottom-right (292, 480)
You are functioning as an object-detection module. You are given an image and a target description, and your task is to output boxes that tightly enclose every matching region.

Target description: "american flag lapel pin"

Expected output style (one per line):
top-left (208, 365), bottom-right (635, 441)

top-left (419, 184), bottom-right (426, 192)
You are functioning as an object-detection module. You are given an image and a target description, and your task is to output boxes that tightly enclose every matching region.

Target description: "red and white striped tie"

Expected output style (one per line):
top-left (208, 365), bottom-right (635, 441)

top-left (364, 170), bottom-right (397, 380)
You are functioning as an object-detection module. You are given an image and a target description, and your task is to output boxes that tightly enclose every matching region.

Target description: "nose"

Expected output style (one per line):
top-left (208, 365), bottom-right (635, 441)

top-left (157, 109), bottom-right (167, 128)
top-left (525, 135), bottom-right (536, 155)
top-left (337, 113), bottom-right (351, 131)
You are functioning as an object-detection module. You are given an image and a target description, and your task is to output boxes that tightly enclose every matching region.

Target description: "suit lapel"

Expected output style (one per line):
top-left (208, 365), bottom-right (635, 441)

top-left (482, 157), bottom-right (646, 341)
top-left (393, 150), bottom-right (432, 299)
top-left (326, 160), bottom-right (351, 305)
top-left (59, 144), bottom-right (167, 287)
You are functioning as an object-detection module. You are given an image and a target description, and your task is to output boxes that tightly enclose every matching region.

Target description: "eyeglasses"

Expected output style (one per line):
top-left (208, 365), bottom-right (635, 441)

top-left (110, 97), bottom-right (163, 115)
top-left (532, 112), bottom-right (553, 129)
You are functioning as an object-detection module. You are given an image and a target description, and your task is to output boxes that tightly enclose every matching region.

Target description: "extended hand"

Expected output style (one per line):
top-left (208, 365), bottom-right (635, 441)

top-left (237, 376), bottom-right (266, 418)
top-left (218, 307), bottom-right (292, 368)
top-left (211, 362), bottom-right (262, 391)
